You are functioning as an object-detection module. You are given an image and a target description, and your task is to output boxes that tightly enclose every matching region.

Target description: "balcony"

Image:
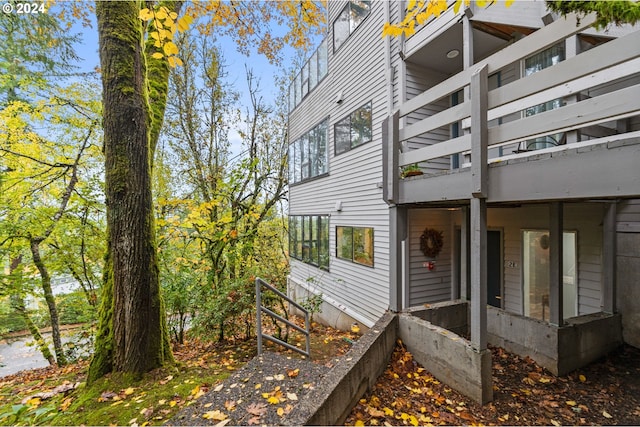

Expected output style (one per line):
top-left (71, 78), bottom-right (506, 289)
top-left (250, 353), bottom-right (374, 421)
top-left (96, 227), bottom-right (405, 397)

top-left (383, 13), bottom-right (640, 206)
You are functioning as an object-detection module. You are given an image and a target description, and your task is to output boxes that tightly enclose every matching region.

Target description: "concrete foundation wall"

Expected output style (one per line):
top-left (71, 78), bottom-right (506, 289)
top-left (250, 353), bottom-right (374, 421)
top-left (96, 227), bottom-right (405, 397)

top-left (487, 307), bottom-right (622, 375)
top-left (287, 313), bottom-right (398, 426)
top-left (405, 300), bottom-right (469, 336)
top-left (558, 313), bottom-right (623, 374)
top-left (398, 310), bottom-right (493, 404)
top-left (617, 232), bottom-right (640, 348)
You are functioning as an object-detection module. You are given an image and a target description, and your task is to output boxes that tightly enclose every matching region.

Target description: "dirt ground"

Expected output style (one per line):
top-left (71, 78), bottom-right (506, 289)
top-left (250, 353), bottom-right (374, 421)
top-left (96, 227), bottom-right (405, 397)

top-left (345, 341), bottom-right (640, 426)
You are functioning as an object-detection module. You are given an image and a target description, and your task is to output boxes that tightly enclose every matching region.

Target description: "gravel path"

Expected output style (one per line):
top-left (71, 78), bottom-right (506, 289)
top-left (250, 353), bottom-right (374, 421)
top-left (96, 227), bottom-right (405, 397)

top-left (170, 351), bottom-right (331, 426)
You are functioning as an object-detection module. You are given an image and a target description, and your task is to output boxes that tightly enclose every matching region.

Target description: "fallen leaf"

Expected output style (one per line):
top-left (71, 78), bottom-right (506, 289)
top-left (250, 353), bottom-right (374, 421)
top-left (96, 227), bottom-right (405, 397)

top-left (246, 402), bottom-right (267, 416)
top-left (140, 407), bottom-right (154, 418)
top-left (566, 400), bottom-right (577, 406)
top-left (224, 400), bottom-right (236, 411)
top-left (602, 410), bottom-right (613, 419)
top-left (203, 410), bottom-right (227, 421)
top-left (551, 419), bottom-right (561, 426)
top-left (213, 384), bottom-right (224, 392)
top-left (247, 416), bottom-right (261, 425)
top-left (60, 397), bottom-right (73, 411)
top-left (274, 374), bottom-right (285, 381)
top-left (215, 419), bottom-right (231, 427)
top-left (254, 383), bottom-right (261, 390)
top-left (579, 374), bottom-right (586, 382)
top-left (124, 387), bottom-right (135, 396)
top-left (169, 400), bottom-right (177, 407)
top-left (267, 396), bottom-right (280, 405)
top-left (286, 392), bottom-right (298, 401)
top-left (287, 368), bottom-right (300, 378)
top-left (99, 391), bottom-right (118, 402)
top-left (277, 407), bottom-right (285, 417)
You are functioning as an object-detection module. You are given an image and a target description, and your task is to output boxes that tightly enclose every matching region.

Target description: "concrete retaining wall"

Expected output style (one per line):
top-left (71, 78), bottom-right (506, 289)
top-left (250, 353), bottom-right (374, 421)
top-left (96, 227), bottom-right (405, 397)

top-left (488, 306), bottom-right (622, 375)
top-left (404, 300), bottom-right (469, 336)
top-left (286, 313), bottom-right (398, 426)
top-left (558, 313), bottom-right (623, 375)
top-left (398, 308), bottom-right (493, 404)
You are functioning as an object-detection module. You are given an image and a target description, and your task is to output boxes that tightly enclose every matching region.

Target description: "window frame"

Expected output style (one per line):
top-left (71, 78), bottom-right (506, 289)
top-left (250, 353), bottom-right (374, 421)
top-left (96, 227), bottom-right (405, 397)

top-left (333, 1), bottom-right (372, 53)
top-left (336, 225), bottom-right (374, 267)
top-left (289, 215), bottom-right (330, 270)
top-left (334, 101), bottom-right (373, 156)
top-left (289, 117), bottom-right (329, 185)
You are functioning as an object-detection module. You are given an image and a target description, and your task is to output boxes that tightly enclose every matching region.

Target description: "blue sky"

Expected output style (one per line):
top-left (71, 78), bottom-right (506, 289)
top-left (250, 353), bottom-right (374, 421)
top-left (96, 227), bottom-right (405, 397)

top-left (67, 8), bottom-right (323, 154)
top-left (71, 14), bottom-right (304, 107)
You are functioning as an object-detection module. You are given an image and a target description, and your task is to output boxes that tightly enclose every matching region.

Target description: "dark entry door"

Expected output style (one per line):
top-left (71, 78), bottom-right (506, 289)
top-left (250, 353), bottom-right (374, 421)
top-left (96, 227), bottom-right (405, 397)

top-left (487, 230), bottom-right (502, 308)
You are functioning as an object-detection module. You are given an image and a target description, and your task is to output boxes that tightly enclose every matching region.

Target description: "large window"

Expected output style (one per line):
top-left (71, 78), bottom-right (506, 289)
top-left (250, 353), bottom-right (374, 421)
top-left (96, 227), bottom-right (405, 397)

top-left (336, 226), bottom-right (374, 267)
top-left (289, 215), bottom-right (329, 270)
top-left (333, 1), bottom-right (371, 52)
top-left (522, 230), bottom-right (577, 321)
top-left (522, 43), bottom-right (566, 150)
top-left (289, 119), bottom-right (328, 184)
top-left (335, 102), bottom-right (372, 155)
top-left (289, 39), bottom-right (328, 112)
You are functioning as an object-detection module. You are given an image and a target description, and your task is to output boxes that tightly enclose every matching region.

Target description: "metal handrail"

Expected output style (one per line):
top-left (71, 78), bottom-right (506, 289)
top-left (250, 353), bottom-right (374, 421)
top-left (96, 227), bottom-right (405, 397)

top-left (255, 277), bottom-right (311, 358)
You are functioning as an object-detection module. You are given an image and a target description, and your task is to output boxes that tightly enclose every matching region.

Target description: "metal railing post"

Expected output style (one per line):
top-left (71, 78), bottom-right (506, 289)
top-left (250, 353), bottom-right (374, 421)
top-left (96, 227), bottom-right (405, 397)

top-left (256, 278), bottom-right (263, 355)
top-left (255, 277), bottom-right (311, 358)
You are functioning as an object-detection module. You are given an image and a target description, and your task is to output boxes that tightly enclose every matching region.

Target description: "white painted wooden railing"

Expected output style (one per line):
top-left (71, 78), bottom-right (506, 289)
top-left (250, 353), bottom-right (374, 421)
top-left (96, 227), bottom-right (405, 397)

top-left (383, 12), bottom-right (640, 204)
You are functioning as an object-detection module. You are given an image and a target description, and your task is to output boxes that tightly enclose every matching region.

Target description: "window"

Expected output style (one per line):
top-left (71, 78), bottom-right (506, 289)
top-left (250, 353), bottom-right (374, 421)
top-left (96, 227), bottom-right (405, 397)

top-left (289, 119), bottom-right (329, 184)
top-left (288, 39), bottom-right (328, 113)
top-left (333, 1), bottom-right (371, 52)
top-left (289, 215), bottom-right (329, 270)
top-left (522, 43), bottom-right (565, 150)
top-left (336, 226), bottom-right (374, 267)
top-left (522, 230), bottom-right (577, 322)
top-left (335, 102), bottom-right (372, 155)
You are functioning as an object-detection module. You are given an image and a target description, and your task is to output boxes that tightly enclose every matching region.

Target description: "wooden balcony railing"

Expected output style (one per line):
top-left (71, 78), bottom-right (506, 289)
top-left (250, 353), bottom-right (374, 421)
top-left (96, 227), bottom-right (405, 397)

top-left (383, 12), bottom-right (640, 204)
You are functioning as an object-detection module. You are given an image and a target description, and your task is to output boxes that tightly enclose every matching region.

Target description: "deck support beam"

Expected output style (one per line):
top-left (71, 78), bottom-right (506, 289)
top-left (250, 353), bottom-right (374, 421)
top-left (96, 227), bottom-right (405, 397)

top-left (549, 202), bottom-right (564, 326)
top-left (602, 202), bottom-right (617, 314)
top-left (470, 64), bottom-right (488, 351)
top-left (390, 206), bottom-right (407, 312)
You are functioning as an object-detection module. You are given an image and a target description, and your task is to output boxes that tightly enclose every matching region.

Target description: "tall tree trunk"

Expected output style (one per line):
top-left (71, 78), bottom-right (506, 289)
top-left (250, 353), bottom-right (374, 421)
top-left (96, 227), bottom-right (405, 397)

top-left (29, 239), bottom-right (67, 366)
top-left (89, 0), bottom-right (172, 382)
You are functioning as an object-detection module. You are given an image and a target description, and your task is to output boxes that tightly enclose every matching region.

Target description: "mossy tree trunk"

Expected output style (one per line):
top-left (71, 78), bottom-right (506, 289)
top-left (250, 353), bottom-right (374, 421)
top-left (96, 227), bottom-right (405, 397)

top-left (30, 239), bottom-right (67, 366)
top-left (89, 0), bottom-right (175, 382)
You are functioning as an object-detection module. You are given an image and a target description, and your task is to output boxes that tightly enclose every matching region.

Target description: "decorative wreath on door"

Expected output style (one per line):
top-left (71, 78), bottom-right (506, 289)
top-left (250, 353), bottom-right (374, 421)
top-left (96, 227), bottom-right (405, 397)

top-left (420, 228), bottom-right (444, 258)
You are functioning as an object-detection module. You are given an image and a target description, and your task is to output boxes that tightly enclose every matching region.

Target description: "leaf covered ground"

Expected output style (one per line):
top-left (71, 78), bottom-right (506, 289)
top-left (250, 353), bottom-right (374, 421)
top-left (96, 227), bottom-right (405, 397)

top-left (345, 340), bottom-right (640, 426)
top-left (0, 320), bottom-right (356, 426)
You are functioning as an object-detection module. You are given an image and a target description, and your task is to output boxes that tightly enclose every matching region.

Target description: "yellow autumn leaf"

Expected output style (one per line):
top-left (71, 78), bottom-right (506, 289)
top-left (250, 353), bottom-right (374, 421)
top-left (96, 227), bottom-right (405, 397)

top-left (155, 7), bottom-right (168, 20)
top-left (579, 374), bottom-right (586, 382)
top-left (177, 15), bottom-right (194, 33)
top-left (139, 7), bottom-right (153, 20)
top-left (124, 387), bottom-right (135, 396)
top-left (151, 52), bottom-right (164, 59)
top-left (354, 421), bottom-right (365, 427)
top-left (168, 56), bottom-right (183, 68)
top-left (26, 397), bottom-right (41, 407)
top-left (566, 400), bottom-right (577, 406)
top-left (383, 407), bottom-right (394, 416)
top-left (169, 400), bottom-right (177, 407)
top-left (267, 396), bottom-right (280, 405)
top-left (255, 383), bottom-right (262, 389)
top-left (551, 419), bottom-right (561, 426)
top-left (203, 410), bottom-right (227, 421)
top-left (277, 407), bottom-right (284, 417)
top-left (603, 410), bottom-right (613, 419)
top-left (163, 41), bottom-right (179, 56)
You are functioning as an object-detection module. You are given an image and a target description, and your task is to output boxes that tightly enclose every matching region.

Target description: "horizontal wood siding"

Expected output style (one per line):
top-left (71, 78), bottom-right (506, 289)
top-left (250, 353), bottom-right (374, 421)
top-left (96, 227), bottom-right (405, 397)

top-left (618, 199), bottom-right (640, 232)
top-left (288, 1), bottom-right (393, 326)
top-left (404, 63), bottom-right (451, 172)
top-left (408, 209), bottom-right (452, 306)
top-left (443, 203), bottom-right (606, 316)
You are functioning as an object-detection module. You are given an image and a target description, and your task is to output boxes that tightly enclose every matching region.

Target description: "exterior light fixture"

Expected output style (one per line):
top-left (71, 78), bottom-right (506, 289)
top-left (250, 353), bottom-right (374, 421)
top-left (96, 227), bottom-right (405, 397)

top-left (446, 49), bottom-right (460, 59)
